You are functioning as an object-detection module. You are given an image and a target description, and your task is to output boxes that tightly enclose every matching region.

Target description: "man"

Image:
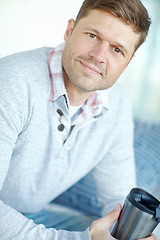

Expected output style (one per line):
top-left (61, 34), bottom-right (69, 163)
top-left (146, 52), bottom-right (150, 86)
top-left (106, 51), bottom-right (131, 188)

top-left (0, 0), bottom-right (157, 239)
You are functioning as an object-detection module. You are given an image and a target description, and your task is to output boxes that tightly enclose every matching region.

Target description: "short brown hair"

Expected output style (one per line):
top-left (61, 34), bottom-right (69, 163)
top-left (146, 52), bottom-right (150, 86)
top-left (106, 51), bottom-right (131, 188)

top-left (75, 0), bottom-right (151, 51)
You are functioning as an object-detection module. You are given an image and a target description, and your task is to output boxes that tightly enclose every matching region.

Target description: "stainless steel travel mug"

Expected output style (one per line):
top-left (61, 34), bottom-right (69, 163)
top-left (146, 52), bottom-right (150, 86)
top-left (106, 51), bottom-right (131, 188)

top-left (112, 188), bottom-right (160, 240)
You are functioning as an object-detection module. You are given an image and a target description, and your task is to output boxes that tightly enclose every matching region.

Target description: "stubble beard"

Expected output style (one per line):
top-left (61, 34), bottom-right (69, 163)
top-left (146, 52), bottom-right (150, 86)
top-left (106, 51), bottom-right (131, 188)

top-left (62, 55), bottom-right (109, 93)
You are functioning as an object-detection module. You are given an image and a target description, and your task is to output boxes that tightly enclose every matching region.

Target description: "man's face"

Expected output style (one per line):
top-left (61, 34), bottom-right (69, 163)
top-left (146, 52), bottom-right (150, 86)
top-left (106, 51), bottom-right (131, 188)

top-left (62, 9), bottom-right (140, 93)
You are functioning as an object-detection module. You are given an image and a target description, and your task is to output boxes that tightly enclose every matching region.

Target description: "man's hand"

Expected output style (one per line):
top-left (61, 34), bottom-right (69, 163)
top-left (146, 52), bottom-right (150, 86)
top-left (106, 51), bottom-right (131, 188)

top-left (89, 204), bottom-right (158, 240)
top-left (89, 204), bottom-right (121, 240)
top-left (140, 235), bottom-right (157, 240)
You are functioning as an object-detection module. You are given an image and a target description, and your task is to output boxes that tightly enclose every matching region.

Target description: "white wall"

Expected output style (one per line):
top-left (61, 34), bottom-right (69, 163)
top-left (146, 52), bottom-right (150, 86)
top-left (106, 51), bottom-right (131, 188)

top-left (118, 0), bottom-right (160, 123)
top-left (0, 0), bottom-right (83, 57)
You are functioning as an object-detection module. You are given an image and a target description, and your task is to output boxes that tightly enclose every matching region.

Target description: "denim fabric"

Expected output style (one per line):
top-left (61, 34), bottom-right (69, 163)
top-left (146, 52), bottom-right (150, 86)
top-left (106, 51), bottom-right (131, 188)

top-left (134, 120), bottom-right (160, 193)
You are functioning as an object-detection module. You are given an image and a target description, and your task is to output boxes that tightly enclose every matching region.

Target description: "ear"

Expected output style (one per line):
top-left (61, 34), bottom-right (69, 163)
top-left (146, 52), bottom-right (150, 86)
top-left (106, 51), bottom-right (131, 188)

top-left (64, 19), bottom-right (75, 42)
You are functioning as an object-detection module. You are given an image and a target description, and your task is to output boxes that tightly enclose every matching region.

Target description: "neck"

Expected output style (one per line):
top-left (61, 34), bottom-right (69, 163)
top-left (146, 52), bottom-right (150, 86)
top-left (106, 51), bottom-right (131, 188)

top-left (63, 70), bottom-right (93, 106)
top-left (67, 82), bottom-right (93, 106)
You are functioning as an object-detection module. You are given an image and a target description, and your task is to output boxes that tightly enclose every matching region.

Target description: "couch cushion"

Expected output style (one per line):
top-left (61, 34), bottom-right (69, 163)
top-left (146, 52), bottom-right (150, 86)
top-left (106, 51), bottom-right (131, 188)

top-left (134, 120), bottom-right (160, 192)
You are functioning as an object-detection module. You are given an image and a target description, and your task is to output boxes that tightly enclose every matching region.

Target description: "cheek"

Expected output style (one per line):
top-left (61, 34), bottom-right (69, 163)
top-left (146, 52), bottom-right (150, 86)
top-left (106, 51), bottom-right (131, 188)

top-left (63, 42), bottom-right (74, 62)
top-left (69, 35), bottom-right (90, 57)
top-left (110, 60), bottom-right (128, 74)
top-left (106, 63), bottom-right (126, 82)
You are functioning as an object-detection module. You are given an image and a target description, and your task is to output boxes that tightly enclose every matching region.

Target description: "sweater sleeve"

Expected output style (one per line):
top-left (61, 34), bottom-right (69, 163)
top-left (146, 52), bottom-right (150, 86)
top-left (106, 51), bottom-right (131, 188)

top-left (0, 200), bottom-right (91, 240)
top-left (0, 58), bottom-right (30, 189)
top-left (92, 85), bottom-right (136, 216)
top-left (0, 54), bottom-right (91, 240)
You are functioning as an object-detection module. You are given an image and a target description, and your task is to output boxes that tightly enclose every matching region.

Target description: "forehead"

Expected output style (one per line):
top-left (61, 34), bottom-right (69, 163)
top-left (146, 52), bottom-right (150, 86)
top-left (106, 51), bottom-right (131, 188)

top-left (75, 9), bottom-right (140, 54)
top-left (77, 9), bottom-right (134, 33)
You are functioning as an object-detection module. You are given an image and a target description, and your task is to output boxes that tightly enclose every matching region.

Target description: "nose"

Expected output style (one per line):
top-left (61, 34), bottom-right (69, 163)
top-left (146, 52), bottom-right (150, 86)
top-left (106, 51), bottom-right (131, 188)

top-left (88, 42), bottom-right (108, 64)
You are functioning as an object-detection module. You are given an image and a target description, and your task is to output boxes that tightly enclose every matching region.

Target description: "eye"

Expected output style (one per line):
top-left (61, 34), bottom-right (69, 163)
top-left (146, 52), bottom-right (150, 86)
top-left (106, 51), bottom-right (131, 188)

top-left (88, 33), bottom-right (97, 40)
top-left (113, 47), bottom-right (123, 55)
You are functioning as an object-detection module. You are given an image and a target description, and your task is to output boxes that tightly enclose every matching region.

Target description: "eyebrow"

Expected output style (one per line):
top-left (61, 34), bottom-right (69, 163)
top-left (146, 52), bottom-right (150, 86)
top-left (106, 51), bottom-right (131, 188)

top-left (85, 27), bottom-right (129, 55)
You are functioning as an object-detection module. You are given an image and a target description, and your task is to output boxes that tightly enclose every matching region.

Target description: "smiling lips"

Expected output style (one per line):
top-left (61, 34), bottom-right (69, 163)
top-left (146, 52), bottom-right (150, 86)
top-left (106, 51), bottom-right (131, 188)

top-left (79, 61), bottom-right (102, 75)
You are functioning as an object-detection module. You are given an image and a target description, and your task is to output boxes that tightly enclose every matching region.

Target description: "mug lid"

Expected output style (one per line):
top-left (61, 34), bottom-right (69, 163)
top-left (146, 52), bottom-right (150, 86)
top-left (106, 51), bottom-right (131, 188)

top-left (127, 188), bottom-right (160, 221)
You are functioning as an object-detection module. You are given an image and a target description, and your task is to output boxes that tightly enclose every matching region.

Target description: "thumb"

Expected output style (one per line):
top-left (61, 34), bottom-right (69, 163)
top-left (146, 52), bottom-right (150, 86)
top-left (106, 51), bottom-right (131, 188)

top-left (104, 204), bottom-right (121, 228)
top-left (89, 204), bottom-right (122, 238)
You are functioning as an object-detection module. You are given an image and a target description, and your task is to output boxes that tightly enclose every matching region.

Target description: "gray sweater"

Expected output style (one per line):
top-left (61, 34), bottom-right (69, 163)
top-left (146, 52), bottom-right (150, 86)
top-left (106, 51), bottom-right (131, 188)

top-left (0, 47), bottom-right (136, 239)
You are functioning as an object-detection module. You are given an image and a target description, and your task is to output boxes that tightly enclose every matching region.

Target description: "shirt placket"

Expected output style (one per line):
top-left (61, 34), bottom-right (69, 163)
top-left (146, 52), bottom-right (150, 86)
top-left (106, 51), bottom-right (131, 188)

top-left (54, 96), bottom-right (71, 144)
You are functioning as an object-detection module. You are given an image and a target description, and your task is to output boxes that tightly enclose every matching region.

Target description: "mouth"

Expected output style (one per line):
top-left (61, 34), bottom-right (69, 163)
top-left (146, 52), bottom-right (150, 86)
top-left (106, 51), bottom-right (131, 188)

top-left (79, 61), bottom-right (102, 76)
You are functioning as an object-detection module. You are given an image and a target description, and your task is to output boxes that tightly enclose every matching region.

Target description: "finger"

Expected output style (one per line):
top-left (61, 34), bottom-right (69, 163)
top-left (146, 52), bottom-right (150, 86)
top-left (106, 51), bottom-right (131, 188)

top-left (139, 233), bottom-right (157, 240)
top-left (102, 204), bottom-right (122, 228)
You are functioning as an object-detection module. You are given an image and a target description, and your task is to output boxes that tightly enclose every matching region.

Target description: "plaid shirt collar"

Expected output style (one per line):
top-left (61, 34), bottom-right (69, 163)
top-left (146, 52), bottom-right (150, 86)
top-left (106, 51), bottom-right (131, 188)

top-left (48, 43), bottom-right (108, 121)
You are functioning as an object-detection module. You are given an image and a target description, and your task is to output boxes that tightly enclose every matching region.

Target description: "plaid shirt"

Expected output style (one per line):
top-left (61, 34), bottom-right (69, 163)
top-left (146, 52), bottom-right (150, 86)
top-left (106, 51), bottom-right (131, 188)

top-left (48, 43), bottom-right (108, 124)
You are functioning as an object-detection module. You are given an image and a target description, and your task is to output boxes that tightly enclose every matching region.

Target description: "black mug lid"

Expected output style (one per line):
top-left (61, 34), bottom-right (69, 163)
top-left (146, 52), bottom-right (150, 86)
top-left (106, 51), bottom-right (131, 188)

top-left (127, 188), bottom-right (160, 221)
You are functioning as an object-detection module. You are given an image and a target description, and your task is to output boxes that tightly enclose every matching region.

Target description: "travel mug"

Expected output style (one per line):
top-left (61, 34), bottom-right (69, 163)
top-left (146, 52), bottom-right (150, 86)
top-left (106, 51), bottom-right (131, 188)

top-left (111, 188), bottom-right (160, 240)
